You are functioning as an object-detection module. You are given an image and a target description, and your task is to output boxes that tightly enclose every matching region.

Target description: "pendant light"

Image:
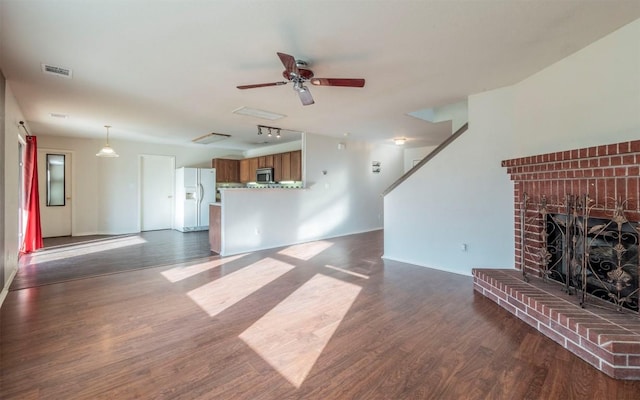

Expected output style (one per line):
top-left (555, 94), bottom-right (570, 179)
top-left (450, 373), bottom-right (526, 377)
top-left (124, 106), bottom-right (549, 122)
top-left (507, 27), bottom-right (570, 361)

top-left (96, 125), bottom-right (119, 157)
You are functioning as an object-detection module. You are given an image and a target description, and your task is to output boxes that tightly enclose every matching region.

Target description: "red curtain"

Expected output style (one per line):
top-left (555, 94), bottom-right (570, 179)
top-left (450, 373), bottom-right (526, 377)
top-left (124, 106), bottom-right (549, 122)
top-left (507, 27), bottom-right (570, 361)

top-left (20, 135), bottom-right (43, 254)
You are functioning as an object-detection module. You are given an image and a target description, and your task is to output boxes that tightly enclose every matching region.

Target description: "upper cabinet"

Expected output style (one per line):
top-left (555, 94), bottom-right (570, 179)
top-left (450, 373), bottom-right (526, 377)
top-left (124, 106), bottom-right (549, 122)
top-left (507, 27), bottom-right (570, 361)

top-left (290, 150), bottom-right (302, 181)
top-left (273, 153), bottom-right (283, 182)
top-left (211, 159), bottom-right (240, 183)
top-left (232, 150), bottom-right (303, 184)
top-left (248, 158), bottom-right (259, 178)
top-left (239, 159), bottom-right (251, 183)
top-left (281, 152), bottom-right (291, 181)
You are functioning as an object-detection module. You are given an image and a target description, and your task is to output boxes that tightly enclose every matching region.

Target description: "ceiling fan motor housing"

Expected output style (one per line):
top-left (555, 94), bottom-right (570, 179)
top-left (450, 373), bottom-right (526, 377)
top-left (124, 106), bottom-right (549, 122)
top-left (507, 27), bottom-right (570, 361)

top-left (282, 68), bottom-right (314, 81)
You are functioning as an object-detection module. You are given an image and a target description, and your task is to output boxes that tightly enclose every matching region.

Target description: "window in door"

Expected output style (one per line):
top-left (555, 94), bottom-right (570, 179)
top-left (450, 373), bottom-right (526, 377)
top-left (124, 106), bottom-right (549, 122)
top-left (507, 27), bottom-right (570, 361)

top-left (46, 154), bottom-right (65, 206)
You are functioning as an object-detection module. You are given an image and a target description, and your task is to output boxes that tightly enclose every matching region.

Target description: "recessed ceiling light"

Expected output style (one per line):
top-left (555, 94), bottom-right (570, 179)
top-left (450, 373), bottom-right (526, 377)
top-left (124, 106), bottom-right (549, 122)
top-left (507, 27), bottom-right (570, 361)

top-left (394, 138), bottom-right (406, 145)
top-left (232, 106), bottom-right (286, 121)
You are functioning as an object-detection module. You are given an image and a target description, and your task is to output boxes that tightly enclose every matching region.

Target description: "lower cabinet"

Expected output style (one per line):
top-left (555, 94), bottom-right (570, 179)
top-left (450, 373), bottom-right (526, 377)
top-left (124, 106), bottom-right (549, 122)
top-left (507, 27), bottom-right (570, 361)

top-left (209, 205), bottom-right (221, 254)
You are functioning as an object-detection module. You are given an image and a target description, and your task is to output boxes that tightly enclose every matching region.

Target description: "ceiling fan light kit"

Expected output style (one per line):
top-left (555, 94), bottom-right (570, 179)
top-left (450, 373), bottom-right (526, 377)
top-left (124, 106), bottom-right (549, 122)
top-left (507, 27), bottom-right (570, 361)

top-left (237, 52), bottom-right (365, 106)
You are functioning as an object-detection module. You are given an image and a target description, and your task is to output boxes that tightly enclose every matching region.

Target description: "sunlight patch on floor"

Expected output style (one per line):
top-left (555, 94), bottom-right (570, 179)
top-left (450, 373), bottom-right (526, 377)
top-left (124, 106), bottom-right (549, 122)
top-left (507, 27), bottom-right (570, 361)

top-left (277, 240), bottom-right (333, 261)
top-left (239, 274), bottom-right (362, 388)
top-left (161, 254), bottom-right (246, 283)
top-left (187, 257), bottom-right (294, 317)
top-left (323, 264), bottom-right (370, 279)
top-left (22, 236), bottom-right (147, 264)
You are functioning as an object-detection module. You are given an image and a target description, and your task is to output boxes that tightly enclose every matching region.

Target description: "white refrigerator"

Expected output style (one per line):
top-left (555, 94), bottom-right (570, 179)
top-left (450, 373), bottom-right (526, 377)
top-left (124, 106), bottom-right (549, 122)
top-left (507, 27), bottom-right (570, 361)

top-left (175, 167), bottom-right (216, 232)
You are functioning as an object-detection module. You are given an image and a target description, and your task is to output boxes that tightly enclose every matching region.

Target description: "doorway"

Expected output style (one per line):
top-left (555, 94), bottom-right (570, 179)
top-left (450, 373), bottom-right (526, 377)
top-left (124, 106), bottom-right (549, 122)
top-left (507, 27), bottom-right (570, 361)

top-left (37, 149), bottom-right (72, 238)
top-left (18, 138), bottom-right (25, 249)
top-left (140, 155), bottom-right (175, 231)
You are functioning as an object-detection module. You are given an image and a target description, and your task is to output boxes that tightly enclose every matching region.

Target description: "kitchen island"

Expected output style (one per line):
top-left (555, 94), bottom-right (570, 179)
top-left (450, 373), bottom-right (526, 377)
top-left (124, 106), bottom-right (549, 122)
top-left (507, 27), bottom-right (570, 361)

top-left (211, 187), bottom-right (327, 256)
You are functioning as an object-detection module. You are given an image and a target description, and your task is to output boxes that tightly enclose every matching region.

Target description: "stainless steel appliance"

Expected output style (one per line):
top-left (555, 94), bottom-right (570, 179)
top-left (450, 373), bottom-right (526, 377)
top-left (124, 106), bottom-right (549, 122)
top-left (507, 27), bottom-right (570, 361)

top-left (256, 167), bottom-right (274, 183)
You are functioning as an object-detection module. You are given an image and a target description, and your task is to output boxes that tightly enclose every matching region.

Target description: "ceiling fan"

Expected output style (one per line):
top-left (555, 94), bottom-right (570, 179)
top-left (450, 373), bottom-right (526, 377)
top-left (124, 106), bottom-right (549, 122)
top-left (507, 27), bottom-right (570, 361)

top-left (236, 52), bottom-right (365, 106)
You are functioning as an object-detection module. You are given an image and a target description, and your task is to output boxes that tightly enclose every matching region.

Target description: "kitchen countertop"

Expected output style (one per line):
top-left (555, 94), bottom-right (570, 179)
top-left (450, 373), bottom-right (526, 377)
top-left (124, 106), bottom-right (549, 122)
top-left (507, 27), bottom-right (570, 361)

top-left (218, 187), bottom-right (306, 191)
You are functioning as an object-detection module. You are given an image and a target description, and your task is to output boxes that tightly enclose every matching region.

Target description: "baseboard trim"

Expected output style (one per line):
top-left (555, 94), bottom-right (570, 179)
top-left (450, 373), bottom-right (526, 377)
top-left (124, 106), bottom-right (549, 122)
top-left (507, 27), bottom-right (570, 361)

top-left (0, 266), bottom-right (18, 308)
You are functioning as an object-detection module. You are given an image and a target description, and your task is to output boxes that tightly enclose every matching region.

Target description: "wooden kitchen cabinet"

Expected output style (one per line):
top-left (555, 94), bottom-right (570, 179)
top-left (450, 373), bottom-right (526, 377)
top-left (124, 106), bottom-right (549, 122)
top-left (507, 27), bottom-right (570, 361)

top-left (239, 150), bottom-right (302, 184)
top-left (209, 204), bottom-right (221, 254)
top-left (258, 156), bottom-right (266, 169)
top-left (273, 153), bottom-right (283, 182)
top-left (239, 159), bottom-right (251, 183)
top-left (281, 152), bottom-right (291, 181)
top-left (290, 150), bottom-right (302, 181)
top-left (257, 155), bottom-right (274, 169)
top-left (211, 158), bottom-right (240, 183)
top-left (248, 158), bottom-right (259, 180)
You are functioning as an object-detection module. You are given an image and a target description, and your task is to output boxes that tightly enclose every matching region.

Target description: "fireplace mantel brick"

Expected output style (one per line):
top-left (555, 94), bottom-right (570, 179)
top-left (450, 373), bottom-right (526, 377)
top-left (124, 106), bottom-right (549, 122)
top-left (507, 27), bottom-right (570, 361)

top-left (503, 139), bottom-right (640, 276)
top-left (476, 139), bottom-right (640, 379)
top-left (473, 268), bottom-right (640, 380)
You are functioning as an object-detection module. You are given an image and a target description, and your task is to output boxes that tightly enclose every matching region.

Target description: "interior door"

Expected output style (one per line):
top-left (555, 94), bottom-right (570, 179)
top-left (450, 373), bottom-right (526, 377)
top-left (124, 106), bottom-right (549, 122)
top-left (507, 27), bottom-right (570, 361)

top-left (141, 155), bottom-right (174, 231)
top-left (38, 150), bottom-right (72, 237)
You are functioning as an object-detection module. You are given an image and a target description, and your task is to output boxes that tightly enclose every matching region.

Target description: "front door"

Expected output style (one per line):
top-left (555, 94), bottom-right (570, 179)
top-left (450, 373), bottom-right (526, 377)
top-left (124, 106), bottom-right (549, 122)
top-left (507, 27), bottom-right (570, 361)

top-left (140, 155), bottom-right (174, 231)
top-left (38, 150), bottom-right (72, 238)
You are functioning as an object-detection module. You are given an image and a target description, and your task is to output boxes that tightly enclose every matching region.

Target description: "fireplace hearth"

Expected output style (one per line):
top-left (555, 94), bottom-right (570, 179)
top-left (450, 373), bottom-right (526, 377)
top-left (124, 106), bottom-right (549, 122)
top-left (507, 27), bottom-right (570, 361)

top-left (474, 138), bottom-right (640, 380)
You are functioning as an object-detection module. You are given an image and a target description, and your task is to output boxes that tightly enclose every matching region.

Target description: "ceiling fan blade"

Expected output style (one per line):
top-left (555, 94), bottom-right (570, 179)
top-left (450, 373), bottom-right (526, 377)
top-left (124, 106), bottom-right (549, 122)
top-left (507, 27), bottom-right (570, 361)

top-left (277, 52), bottom-right (299, 78)
top-left (310, 78), bottom-right (365, 88)
top-left (237, 82), bottom-right (287, 89)
top-left (298, 88), bottom-right (314, 106)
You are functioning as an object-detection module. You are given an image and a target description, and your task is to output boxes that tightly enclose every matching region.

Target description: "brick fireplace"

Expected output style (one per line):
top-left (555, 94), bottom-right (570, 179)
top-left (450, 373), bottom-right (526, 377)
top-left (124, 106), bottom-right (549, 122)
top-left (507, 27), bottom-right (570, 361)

top-left (473, 139), bottom-right (640, 379)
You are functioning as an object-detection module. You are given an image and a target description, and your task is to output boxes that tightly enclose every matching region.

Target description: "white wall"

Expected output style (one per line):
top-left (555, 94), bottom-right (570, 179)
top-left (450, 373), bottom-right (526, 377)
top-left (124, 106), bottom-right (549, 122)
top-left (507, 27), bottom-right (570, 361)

top-left (36, 135), bottom-right (244, 235)
top-left (403, 145), bottom-right (437, 173)
top-left (220, 133), bottom-right (403, 255)
top-left (3, 82), bottom-right (25, 300)
top-left (384, 18), bottom-right (640, 276)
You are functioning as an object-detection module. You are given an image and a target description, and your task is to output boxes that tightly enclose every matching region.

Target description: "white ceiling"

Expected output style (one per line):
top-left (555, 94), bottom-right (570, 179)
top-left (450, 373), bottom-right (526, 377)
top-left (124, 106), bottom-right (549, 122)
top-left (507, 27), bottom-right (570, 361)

top-left (1, 1), bottom-right (639, 150)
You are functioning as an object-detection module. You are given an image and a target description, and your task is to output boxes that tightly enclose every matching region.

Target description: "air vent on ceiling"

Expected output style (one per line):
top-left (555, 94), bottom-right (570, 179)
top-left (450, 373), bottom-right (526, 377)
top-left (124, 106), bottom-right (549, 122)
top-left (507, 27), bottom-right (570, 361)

top-left (192, 132), bottom-right (231, 145)
top-left (232, 106), bottom-right (285, 121)
top-left (50, 113), bottom-right (69, 119)
top-left (41, 63), bottom-right (73, 78)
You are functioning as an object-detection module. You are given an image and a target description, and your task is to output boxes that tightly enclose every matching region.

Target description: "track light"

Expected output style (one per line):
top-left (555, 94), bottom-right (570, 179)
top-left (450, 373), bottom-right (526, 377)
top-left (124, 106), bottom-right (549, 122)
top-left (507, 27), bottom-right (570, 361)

top-left (256, 124), bottom-right (296, 140)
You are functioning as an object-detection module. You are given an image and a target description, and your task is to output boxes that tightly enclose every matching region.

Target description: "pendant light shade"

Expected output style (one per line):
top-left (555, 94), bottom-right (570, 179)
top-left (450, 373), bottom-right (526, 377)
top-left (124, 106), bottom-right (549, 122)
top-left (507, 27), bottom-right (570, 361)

top-left (96, 125), bottom-right (119, 157)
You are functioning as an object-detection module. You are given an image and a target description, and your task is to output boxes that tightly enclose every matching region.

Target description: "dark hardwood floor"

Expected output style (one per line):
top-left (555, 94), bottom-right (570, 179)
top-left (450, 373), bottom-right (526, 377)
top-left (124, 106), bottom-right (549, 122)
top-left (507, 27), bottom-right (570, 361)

top-left (11, 230), bottom-right (212, 290)
top-left (2, 230), bottom-right (640, 399)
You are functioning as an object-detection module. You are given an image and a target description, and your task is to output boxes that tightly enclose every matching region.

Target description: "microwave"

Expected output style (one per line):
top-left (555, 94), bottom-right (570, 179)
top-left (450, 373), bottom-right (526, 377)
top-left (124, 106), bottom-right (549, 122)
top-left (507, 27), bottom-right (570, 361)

top-left (256, 167), bottom-right (274, 183)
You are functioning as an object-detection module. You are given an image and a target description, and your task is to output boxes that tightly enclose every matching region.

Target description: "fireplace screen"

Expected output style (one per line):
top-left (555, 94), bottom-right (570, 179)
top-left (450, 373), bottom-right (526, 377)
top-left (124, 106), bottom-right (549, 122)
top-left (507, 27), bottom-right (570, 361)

top-left (522, 194), bottom-right (639, 313)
